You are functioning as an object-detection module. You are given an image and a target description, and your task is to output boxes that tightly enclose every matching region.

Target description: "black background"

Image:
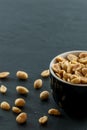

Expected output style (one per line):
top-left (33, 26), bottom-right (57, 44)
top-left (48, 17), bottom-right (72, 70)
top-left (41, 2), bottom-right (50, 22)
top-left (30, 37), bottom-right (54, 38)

top-left (0, 0), bottom-right (87, 129)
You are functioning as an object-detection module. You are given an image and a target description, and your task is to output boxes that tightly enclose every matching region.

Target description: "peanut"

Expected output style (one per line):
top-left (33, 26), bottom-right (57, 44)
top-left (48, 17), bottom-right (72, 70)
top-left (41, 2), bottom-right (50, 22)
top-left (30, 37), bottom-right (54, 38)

top-left (34, 79), bottom-right (43, 89)
top-left (39, 116), bottom-right (48, 125)
top-left (16, 86), bottom-right (29, 94)
top-left (0, 85), bottom-right (7, 94)
top-left (15, 98), bottom-right (26, 107)
top-left (48, 108), bottom-right (61, 116)
top-left (12, 106), bottom-right (22, 114)
top-left (16, 71), bottom-right (28, 80)
top-left (41, 69), bottom-right (50, 77)
top-left (0, 72), bottom-right (10, 78)
top-left (0, 101), bottom-right (10, 110)
top-left (16, 112), bottom-right (27, 124)
top-left (40, 91), bottom-right (49, 100)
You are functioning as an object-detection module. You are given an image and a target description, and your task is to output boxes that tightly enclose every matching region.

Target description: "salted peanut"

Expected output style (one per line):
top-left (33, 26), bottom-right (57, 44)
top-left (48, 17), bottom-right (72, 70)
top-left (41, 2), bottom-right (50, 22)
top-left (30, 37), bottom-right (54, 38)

top-left (66, 62), bottom-right (73, 73)
top-left (16, 71), bottom-right (28, 80)
top-left (79, 52), bottom-right (87, 58)
top-left (60, 61), bottom-right (69, 71)
top-left (72, 63), bottom-right (82, 72)
top-left (15, 98), bottom-right (26, 107)
top-left (59, 70), bottom-right (66, 78)
top-left (52, 63), bottom-right (61, 73)
top-left (82, 68), bottom-right (87, 76)
top-left (71, 77), bottom-right (81, 84)
top-left (55, 72), bottom-right (61, 78)
top-left (81, 77), bottom-right (87, 84)
top-left (39, 116), bottom-right (48, 125)
top-left (41, 69), bottom-right (50, 78)
top-left (16, 112), bottom-right (27, 124)
top-left (56, 56), bottom-right (66, 62)
top-left (75, 71), bottom-right (83, 77)
top-left (48, 108), bottom-right (61, 116)
top-left (40, 91), bottom-right (49, 100)
top-left (0, 72), bottom-right (10, 78)
top-left (0, 101), bottom-right (10, 110)
top-left (0, 85), bottom-right (7, 94)
top-left (12, 106), bottom-right (22, 114)
top-left (16, 86), bottom-right (29, 94)
top-left (63, 72), bottom-right (71, 80)
top-left (78, 57), bottom-right (87, 64)
top-left (67, 54), bottom-right (78, 62)
top-left (34, 79), bottom-right (43, 89)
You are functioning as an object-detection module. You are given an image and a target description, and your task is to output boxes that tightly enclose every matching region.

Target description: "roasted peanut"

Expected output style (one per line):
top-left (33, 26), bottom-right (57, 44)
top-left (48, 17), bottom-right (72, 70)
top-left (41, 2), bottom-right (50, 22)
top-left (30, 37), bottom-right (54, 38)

top-left (79, 52), bottom-right (87, 58)
top-left (48, 108), bottom-right (61, 116)
top-left (15, 98), bottom-right (26, 107)
top-left (52, 63), bottom-right (61, 73)
top-left (0, 72), bottom-right (10, 78)
top-left (0, 101), bottom-right (10, 110)
top-left (78, 57), bottom-right (87, 64)
top-left (16, 71), bottom-right (28, 80)
top-left (71, 77), bottom-right (81, 84)
top-left (41, 69), bottom-right (50, 77)
top-left (16, 112), bottom-right (27, 124)
top-left (82, 68), bottom-right (87, 76)
top-left (12, 106), bottom-right (22, 114)
top-left (34, 79), bottom-right (43, 89)
top-left (0, 85), bottom-right (7, 94)
top-left (16, 86), bottom-right (29, 94)
top-left (40, 91), bottom-right (49, 100)
top-left (39, 116), bottom-right (48, 125)
top-left (56, 56), bottom-right (66, 62)
top-left (67, 54), bottom-right (78, 62)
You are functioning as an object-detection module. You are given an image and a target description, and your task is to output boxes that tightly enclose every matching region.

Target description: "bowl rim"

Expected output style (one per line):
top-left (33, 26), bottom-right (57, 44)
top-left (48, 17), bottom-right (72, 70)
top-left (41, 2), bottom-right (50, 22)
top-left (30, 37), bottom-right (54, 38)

top-left (49, 50), bottom-right (87, 87)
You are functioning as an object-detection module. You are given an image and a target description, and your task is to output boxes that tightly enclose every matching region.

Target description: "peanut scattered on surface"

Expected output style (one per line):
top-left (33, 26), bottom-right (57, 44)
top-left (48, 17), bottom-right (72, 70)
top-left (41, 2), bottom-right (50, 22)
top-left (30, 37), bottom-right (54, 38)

top-left (0, 85), bottom-right (7, 94)
top-left (16, 86), bottom-right (29, 94)
top-left (12, 106), bottom-right (22, 114)
top-left (40, 91), bottom-right (49, 100)
top-left (0, 101), bottom-right (10, 110)
top-left (16, 112), bottom-right (27, 124)
top-left (16, 71), bottom-right (28, 80)
top-left (15, 98), bottom-right (26, 107)
top-left (34, 79), bottom-right (43, 89)
top-left (39, 116), bottom-right (48, 125)
top-left (0, 72), bottom-right (10, 78)
top-left (41, 69), bottom-right (50, 78)
top-left (48, 108), bottom-right (61, 116)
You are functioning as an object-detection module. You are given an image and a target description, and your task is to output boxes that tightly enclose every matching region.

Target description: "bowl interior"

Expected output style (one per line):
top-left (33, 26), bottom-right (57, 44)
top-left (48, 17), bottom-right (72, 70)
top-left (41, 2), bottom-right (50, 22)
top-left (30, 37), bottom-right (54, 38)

top-left (49, 50), bottom-right (87, 87)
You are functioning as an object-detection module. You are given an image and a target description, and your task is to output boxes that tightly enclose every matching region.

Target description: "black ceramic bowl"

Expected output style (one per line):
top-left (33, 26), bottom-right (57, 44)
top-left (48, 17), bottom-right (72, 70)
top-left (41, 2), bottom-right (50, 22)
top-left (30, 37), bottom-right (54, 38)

top-left (49, 50), bottom-right (87, 117)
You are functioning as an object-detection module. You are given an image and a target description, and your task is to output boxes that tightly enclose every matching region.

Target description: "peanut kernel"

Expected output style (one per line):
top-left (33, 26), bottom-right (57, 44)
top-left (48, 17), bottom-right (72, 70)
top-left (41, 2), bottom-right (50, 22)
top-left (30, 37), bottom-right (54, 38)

top-left (0, 72), bottom-right (10, 78)
top-left (16, 112), bottom-right (27, 124)
top-left (15, 98), bottom-right (26, 107)
top-left (40, 91), bottom-right (49, 100)
top-left (0, 101), bottom-right (10, 110)
top-left (48, 108), bottom-right (61, 116)
top-left (16, 86), bottom-right (29, 94)
top-left (39, 116), bottom-right (48, 124)
top-left (12, 106), bottom-right (22, 114)
top-left (0, 85), bottom-right (7, 94)
top-left (16, 71), bottom-right (28, 80)
top-left (41, 69), bottom-right (50, 77)
top-left (34, 79), bottom-right (43, 89)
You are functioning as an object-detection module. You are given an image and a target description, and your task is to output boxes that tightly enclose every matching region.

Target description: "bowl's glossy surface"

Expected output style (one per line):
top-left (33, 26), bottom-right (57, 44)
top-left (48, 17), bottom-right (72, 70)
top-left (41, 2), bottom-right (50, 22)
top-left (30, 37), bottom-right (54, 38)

top-left (49, 50), bottom-right (87, 117)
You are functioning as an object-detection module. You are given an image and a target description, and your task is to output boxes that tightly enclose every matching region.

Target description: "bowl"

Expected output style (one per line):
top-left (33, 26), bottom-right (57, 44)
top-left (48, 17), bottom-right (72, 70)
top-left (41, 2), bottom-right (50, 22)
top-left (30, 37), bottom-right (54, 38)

top-left (49, 50), bottom-right (87, 117)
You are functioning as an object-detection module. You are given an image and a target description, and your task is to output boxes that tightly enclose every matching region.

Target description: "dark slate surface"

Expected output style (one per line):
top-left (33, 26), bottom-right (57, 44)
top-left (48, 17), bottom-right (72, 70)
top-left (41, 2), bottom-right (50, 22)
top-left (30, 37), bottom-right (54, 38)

top-left (0, 0), bottom-right (87, 129)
